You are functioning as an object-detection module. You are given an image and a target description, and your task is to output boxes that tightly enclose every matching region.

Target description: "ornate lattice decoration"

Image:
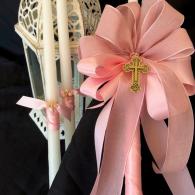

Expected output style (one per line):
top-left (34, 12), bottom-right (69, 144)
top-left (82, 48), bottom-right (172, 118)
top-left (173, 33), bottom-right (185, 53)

top-left (17, 0), bottom-right (101, 49)
top-left (81, 0), bottom-right (101, 35)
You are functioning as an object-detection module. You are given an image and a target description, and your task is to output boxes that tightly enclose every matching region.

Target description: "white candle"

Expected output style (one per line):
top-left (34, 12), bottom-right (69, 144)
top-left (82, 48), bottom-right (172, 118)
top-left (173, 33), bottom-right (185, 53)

top-left (56, 0), bottom-right (72, 90)
top-left (42, 0), bottom-right (61, 186)
top-left (43, 2), bottom-right (58, 101)
top-left (56, 0), bottom-right (75, 149)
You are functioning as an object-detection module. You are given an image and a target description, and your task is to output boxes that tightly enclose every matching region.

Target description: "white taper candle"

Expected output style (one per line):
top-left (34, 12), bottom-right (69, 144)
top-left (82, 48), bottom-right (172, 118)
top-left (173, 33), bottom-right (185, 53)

top-left (56, 0), bottom-right (75, 150)
top-left (42, 0), bottom-right (61, 186)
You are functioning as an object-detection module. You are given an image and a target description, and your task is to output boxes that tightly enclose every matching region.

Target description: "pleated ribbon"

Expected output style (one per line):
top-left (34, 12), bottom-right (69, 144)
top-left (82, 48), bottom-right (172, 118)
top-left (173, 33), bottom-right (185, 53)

top-left (77, 0), bottom-right (195, 194)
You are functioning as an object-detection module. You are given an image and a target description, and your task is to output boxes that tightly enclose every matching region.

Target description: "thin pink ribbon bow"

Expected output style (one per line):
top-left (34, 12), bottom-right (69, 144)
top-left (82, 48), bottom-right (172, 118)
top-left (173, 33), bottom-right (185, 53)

top-left (17, 90), bottom-right (76, 129)
top-left (60, 89), bottom-right (77, 121)
top-left (17, 96), bottom-right (60, 130)
top-left (77, 1), bottom-right (195, 195)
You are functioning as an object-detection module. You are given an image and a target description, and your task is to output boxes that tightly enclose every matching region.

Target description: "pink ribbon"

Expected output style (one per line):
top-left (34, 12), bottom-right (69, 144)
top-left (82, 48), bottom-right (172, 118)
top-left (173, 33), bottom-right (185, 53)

top-left (60, 89), bottom-right (77, 121)
top-left (17, 90), bottom-right (76, 129)
top-left (17, 96), bottom-right (60, 130)
top-left (77, 1), bottom-right (195, 195)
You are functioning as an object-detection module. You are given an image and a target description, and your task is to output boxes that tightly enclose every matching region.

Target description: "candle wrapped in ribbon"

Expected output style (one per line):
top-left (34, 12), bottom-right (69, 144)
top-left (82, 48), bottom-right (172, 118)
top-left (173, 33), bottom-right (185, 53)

top-left (17, 89), bottom-right (77, 127)
top-left (77, 0), bottom-right (195, 194)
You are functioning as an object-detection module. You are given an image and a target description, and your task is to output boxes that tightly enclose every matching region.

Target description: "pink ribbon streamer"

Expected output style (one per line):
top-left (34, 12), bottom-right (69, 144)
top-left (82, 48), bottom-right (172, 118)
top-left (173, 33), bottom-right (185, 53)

top-left (77, 1), bottom-right (195, 194)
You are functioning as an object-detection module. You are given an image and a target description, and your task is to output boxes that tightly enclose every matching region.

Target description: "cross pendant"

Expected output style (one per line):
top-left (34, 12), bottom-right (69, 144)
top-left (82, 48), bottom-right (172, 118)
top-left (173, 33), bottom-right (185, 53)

top-left (123, 54), bottom-right (149, 92)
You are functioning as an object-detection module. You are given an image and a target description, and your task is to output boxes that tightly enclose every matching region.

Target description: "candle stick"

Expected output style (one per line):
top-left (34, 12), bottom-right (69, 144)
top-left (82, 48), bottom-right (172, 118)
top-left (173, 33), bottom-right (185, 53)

top-left (56, 0), bottom-right (75, 150)
top-left (42, 0), bottom-right (61, 186)
top-left (125, 1), bottom-right (142, 194)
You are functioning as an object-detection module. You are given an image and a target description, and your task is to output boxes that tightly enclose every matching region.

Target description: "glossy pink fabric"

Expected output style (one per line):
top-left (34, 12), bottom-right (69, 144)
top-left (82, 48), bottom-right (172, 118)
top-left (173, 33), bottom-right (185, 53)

top-left (59, 89), bottom-right (77, 121)
top-left (77, 0), bottom-right (195, 194)
top-left (46, 107), bottom-right (60, 131)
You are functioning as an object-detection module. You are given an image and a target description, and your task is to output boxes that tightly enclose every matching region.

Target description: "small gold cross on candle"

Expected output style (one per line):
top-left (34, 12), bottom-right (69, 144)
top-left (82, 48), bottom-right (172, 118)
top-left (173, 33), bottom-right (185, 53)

top-left (123, 54), bottom-right (149, 92)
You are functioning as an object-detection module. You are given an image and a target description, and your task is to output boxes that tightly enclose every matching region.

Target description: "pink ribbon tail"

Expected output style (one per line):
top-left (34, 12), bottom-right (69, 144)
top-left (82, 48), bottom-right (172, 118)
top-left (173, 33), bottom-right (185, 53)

top-left (163, 167), bottom-right (195, 195)
top-left (91, 75), bottom-right (145, 195)
top-left (17, 96), bottom-right (46, 110)
top-left (141, 64), bottom-right (195, 194)
top-left (141, 103), bottom-right (195, 195)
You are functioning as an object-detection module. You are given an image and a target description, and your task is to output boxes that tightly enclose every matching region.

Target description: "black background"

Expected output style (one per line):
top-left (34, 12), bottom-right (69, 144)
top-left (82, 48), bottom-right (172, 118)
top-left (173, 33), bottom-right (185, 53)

top-left (0, 0), bottom-right (194, 194)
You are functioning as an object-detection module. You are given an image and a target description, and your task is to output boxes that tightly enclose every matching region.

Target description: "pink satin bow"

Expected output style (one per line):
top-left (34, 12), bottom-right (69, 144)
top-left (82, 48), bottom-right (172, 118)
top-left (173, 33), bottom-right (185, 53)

top-left (17, 96), bottom-right (60, 130)
top-left (17, 89), bottom-right (76, 129)
top-left (77, 0), bottom-right (195, 195)
top-left (60, 89), bottom-right (76, 121)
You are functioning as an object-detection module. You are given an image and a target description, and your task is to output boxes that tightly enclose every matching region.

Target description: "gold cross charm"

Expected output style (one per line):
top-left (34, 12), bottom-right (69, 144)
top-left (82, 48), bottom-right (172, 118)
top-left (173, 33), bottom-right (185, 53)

top-left (123, 54), bottom-right (149, 92)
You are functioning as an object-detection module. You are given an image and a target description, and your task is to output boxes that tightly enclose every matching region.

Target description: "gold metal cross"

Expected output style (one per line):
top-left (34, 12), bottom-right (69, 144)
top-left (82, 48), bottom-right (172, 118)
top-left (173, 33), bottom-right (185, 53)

top-left (123, 54), bottom-right (149, 92)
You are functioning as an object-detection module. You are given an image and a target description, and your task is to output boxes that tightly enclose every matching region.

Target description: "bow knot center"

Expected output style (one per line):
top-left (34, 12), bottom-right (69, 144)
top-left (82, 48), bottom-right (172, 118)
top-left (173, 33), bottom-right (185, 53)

top-left (123, 54), bottom-right (149, 92)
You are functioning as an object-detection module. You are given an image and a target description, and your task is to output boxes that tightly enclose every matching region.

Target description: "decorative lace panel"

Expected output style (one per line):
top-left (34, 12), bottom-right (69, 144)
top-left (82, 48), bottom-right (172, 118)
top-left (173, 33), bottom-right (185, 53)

top-left (18, 0), bottom-right (101, 45)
